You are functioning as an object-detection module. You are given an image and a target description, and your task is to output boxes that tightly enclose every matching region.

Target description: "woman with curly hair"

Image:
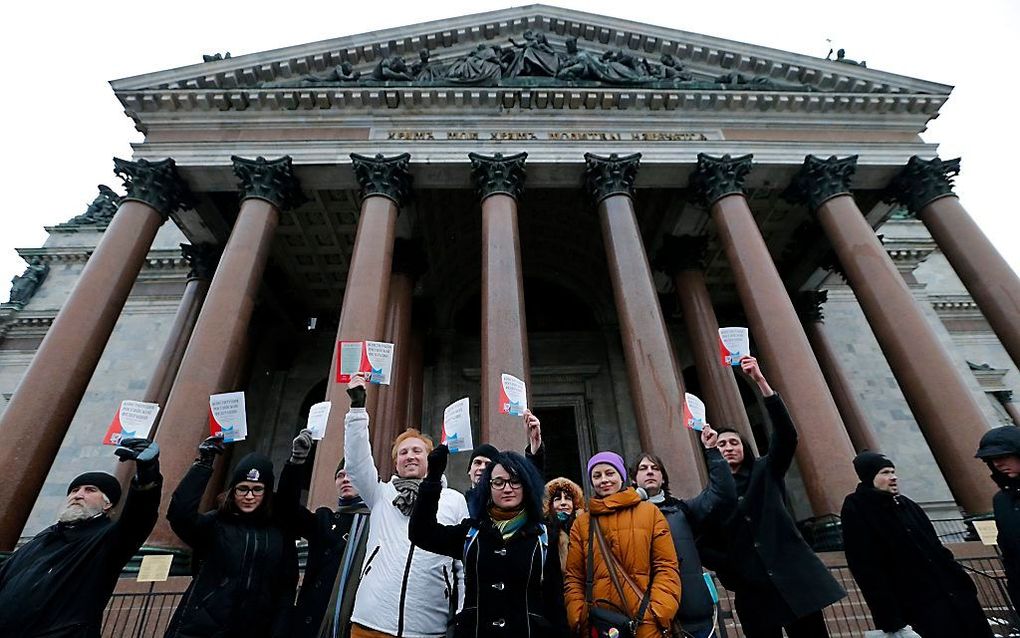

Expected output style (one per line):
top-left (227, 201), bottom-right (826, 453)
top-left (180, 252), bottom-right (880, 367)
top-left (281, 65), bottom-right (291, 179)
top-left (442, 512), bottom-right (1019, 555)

top-left (410, 446), bottom-right (568, 638)
top-left (544, 477), bottom-right (585, 574)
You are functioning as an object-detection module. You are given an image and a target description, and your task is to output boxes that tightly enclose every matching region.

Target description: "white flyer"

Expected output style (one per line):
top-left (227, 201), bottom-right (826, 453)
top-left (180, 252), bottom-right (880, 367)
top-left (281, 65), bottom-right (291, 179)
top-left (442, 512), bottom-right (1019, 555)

top-left (718, 327), bottom-right (750, 366)
top-left (441, 397), bottom-right (473, 453)
top-left (103, 400), bottom-right (160, 445)
top-left (209, 391), bottom-right (247, 442)
top-left (364, 341), bottom-right (395, 385)
top-left (684, 393), bottom-right (707, 431)
top-left (499, 373), bottom-right (528, 416)
top-left (307, 401), bottom-right (332, 441)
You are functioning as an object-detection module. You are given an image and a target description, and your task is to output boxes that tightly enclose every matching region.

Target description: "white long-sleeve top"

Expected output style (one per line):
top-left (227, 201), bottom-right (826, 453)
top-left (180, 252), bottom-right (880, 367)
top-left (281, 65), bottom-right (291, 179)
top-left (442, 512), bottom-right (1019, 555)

top-left (344, 407), bottom-right (468, 637)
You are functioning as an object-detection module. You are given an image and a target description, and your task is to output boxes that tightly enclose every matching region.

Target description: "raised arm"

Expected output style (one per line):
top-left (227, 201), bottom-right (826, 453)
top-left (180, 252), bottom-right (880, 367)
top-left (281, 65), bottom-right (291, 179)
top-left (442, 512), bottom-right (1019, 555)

top-left (408, 446), bottom-right (470, 558)
top-left (739, 356), bottom-right (797, 477)
top-left (343, 374), bottom-right (383, 508)
top-left (166, 436), bottom-right (223, 550)
top-left (109, 438), bottom-right (163, 560)
top-left (683, 425), bottom-right (737, 526)
top-left (277, 430), bottom-right (318, 539)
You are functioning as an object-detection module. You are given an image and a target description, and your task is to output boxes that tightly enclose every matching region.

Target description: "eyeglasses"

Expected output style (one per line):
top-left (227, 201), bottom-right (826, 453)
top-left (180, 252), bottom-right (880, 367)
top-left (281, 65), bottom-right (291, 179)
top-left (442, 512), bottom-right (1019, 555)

top-left (234, 485), bottom-right (266, 496)
top-left (490, 477), bottom-right (522, 491)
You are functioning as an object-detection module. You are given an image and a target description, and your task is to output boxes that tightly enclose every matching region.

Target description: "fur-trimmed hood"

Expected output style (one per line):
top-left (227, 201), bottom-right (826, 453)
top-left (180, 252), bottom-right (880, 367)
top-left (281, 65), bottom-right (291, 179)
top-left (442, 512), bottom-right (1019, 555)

top-left (543, 476), bottom-right (585, 520)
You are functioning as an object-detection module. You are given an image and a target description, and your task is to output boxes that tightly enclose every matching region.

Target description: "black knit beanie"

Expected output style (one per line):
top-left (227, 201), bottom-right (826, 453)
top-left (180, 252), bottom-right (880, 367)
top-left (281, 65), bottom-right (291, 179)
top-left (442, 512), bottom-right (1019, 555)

top-left (230, 453), bottom-right (275, 489)
top-left (67, 471), bottom-right (122, 507)
top-left (470, 444), bottom-right (500, 464)
top-left (853, 452), bottom-right (894, 485)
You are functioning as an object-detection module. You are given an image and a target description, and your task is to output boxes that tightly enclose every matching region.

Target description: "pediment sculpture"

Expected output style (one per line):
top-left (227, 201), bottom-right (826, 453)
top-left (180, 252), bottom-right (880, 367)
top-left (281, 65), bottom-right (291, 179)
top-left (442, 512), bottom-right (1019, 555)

top-left (256, 31), bottom-right (825, 91)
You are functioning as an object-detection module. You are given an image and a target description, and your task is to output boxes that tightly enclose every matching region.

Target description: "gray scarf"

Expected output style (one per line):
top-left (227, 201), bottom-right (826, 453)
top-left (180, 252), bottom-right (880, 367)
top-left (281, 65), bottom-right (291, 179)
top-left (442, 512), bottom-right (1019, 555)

top-left (391, 476), bottom-right (423, 516)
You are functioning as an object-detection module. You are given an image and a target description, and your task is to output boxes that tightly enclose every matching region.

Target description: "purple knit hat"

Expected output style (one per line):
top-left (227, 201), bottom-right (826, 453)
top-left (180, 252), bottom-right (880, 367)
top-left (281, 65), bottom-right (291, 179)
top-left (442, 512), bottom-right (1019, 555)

top-left (587, 451), bottom-right (627, 485)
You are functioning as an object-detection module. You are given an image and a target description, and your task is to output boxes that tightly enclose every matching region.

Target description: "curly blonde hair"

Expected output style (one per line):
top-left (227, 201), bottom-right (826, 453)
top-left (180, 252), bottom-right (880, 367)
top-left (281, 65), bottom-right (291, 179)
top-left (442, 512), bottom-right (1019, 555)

top-left (543, 476), bottom-right (585, 520)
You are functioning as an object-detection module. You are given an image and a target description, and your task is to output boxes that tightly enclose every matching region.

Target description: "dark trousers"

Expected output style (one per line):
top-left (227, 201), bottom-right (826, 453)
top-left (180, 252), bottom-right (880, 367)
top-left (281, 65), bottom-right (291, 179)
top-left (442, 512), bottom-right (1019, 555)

top-left (739, 609), bottom-right (829, 638)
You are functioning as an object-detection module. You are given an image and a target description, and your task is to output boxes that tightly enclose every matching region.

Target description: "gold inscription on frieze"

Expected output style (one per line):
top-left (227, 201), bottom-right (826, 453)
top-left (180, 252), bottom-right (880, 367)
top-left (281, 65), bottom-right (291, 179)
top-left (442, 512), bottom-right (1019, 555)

top-left (383, 130), bottom-right (710, 141)
top-left (387, 130), bottom-right (435, 140)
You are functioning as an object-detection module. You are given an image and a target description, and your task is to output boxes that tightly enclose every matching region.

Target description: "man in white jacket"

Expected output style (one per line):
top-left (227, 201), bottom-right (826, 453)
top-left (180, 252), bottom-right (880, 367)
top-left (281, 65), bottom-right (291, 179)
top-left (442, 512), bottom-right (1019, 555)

top-left (344, 372), bottom-right (469, 638)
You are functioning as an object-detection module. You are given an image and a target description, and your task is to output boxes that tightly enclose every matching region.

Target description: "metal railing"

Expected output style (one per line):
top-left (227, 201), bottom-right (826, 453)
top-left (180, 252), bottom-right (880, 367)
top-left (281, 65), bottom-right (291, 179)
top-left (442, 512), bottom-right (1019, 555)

top-left (101, 588), bottom-right (183, 638)
top-left (100, 556), bottom-right (1020, 637)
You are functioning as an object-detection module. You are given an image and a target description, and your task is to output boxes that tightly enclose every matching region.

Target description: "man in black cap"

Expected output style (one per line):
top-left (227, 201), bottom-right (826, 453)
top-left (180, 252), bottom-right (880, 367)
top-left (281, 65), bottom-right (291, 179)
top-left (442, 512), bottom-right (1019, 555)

top-left (842, 451), bottom-right (992, 638)
top-left (278, 429), bottom-right (371, 638)
top-left (467, 410), bottom-right (545, 489)
top-left (0, 437), bottom-right (162, 638)
top-left (975, 426), bottom-right (1020, 606)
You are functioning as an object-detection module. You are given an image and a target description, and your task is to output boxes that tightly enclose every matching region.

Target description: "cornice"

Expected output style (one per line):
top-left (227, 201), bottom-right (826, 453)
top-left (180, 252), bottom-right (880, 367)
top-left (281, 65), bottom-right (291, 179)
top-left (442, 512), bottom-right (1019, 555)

top-left (117, 87), bottom-right (946, 118)
top-left (14, 248), bottom-right (189, 270)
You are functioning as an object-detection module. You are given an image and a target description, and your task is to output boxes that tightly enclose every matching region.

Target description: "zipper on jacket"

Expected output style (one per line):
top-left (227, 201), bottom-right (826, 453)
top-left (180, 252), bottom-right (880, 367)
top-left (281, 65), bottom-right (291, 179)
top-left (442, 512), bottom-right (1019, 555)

top-left (525, 539), bottom-right (539, 638)
top-left (396, 543), bottom-right (416, 638)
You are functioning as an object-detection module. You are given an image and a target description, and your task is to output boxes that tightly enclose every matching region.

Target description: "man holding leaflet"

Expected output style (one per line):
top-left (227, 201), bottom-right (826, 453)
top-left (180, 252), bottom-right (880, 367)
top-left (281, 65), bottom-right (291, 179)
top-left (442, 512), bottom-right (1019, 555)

top-left (467, 410), bottom-right (545, 488)
top-left (278, 429), bottom-right (371, 638)
top-left (697, 356), bottom-right (845, 638)
top-left (343, 372), bottom-right (469, 638)
top-left (0, 438), bottom-right (162, 638)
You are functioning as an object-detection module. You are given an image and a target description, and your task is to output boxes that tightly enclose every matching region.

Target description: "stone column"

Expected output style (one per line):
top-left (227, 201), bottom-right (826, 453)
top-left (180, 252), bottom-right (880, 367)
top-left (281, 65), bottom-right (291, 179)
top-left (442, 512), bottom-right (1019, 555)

top-left (788, 154), bottom-right (996, 514)
top-left (796, 290), bottom-right (881, 453)
top-left (0, 158), bottom-right (190, 550)
top-left (471, 152), bottom-right (532, 454)
top-left (308, 154), bottom-right (410, 508)
top-left (405, 323), bottom-right (425, 429)
top-left (689, 153), bottom-right (857, 516)
top-left (585, 153), bottom-right (703, 493)
top-left (889, 156), bottom-right (1020, 369)
top-left (655, 234), bottom-right (757, 454)
top-left (373, 239), bottom-right (426, 478)
top-left (113, 243), bottom-right (220, 501)
top-left (149, 156), bottom-right (304, 547)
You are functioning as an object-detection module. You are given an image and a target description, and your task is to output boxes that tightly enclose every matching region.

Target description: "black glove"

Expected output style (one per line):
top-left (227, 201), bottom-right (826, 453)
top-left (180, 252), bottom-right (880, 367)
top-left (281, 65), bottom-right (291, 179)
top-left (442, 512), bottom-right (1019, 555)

top-left (116, 438), bottom-right (161, 486)
top-left (290, 428), bottom-right (313, 464)
top-left (426, 444), bottom-right (449, 482)
top-left (347, 385), bottom-right (366, 408)
top-left (196, 436), bottom-right (225, 467)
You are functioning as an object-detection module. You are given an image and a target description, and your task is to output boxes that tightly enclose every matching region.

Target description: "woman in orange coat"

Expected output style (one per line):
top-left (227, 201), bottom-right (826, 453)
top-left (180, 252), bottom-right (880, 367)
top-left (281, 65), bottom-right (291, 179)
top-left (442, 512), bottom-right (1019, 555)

top-left (563, 451), bottom-right (680, 638)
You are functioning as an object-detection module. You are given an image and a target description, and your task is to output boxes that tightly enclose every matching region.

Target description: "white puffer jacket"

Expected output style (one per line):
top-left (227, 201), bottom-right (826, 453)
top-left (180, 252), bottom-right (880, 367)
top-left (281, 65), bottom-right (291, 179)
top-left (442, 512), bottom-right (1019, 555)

top-left (344, 408), bottom-right (468, 637)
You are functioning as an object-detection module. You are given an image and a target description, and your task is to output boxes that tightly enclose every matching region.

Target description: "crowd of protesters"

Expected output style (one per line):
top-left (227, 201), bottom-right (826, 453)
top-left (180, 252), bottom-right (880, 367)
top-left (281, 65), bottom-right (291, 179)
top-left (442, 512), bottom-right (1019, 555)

top-left (3, 354), bottom-right (1019, 638)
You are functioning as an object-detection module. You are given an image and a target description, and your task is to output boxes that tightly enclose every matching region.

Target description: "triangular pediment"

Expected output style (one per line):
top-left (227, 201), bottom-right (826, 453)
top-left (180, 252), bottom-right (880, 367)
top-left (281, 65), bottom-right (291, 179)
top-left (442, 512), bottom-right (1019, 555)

top-left (112, 5), bottom-right (949, 101)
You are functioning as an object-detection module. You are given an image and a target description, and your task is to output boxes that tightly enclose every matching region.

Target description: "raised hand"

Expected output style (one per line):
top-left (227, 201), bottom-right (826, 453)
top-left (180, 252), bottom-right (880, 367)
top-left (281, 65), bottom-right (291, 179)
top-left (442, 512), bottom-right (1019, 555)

top-left (426, 444), bottom-right (450, 482)
top-left (523, 409), bottom-right (542, 453)
top-left (347, 372), bottom-right (368, 408)
top-left (197, 435), bottom-right (225, 466)
top-left (701, 424), bottom-right (719, 449)
top-left (290, 428), bottom-right (314, 464)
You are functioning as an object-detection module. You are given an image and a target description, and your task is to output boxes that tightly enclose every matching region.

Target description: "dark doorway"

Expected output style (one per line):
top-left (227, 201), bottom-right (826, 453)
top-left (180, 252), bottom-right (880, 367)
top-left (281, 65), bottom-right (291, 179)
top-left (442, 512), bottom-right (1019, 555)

top-left (531, 406), bottom-right (584, 487)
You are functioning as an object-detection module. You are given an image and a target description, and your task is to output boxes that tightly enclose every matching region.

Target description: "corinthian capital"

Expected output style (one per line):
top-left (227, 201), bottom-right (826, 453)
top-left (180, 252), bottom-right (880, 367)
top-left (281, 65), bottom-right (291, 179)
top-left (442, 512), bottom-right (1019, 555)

top-left (785, 155), bottom-right (859, 212)
top-left (688, 153), bottom-right (753, 206)
top-left (583, 152), bottom-right (641, 203)
top-left (231, 156), bottom-right (306, 211)
top-left (114, 157), bottom-right (194, 219)
top-left (350, 153), bottom-right (413, 207)
top-left (469, 152), bottom-right (527, 202)
top-left (885, 156), bottom-right (961, 214)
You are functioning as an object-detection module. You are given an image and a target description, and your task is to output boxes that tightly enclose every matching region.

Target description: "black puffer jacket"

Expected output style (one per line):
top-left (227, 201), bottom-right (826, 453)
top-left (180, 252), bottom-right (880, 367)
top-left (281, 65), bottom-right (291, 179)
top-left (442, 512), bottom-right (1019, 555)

top-left (977, 426), bottom-right (1020, 606)
top-left (842, 483), bottom-right (992, 637)
top-left (697, 394), bottom-right (845, 631)
top-left (409, 480), bottom-right (568, 638)
top-left (655, 447), bottom-right (736, 635)
top-left (164, 463), bottom-right (298, 638)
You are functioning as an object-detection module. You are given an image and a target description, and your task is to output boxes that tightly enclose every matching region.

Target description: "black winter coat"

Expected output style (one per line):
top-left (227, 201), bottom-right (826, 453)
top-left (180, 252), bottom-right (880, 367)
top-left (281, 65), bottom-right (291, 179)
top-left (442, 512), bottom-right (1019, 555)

top-left (841, 483), bottom-right (992, 637)
top-left (277, 461), bottom-right (370, 638)
top-left (0, 478), bottom-right (161, 638)
top-left (409, 479), bottom-right (568, 638)
top-left (655, 447), bottom-right (736, 634)
top-left (164, 463), bottom-right (298, 638)
top-left (978, 425), bottom-right (1020, 607)
top-left (697, 394), bottom-right (845, 630)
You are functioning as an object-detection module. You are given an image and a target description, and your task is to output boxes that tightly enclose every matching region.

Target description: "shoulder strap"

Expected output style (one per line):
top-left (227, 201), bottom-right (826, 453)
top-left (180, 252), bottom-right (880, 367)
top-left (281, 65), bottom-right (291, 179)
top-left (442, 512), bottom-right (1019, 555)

top-left (593, 519), bottom-right (656, 627)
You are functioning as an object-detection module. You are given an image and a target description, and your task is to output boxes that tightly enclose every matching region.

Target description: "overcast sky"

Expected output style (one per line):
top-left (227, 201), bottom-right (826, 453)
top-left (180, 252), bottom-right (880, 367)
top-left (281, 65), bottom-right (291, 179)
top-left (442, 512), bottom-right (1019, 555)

top-left (1, 1), bottom-right (1017, 292)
